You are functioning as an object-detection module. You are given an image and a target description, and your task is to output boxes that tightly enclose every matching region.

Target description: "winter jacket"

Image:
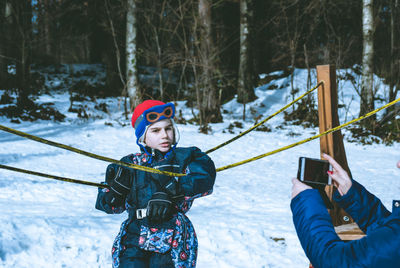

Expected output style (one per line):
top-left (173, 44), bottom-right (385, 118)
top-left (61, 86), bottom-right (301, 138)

top-left (96, 146), bottom-right (216, 268)
top-left (291, 179), bottom-right (400, 268)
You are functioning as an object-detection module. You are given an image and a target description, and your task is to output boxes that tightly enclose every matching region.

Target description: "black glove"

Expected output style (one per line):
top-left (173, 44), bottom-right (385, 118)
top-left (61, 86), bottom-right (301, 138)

top-left (104, 191), bottom-right (124, 208)
top-left (151, 156), bottom-right (180, 196)
top-left (151, 173), bottom-right (180, 197)
top-left (147, 192), bottom-right (173, 222)
top-left (105, 164), bottom-right (131, 207)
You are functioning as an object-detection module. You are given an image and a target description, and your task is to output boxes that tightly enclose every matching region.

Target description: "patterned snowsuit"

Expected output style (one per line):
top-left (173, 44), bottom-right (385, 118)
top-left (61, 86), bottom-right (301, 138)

top-left (96, 146), bottom-right (216, 268)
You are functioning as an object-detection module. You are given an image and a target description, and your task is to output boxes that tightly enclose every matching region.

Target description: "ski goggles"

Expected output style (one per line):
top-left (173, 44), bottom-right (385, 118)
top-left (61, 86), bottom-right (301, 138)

top-left (135, 103), bottom-right (175, 128)
top-left (145, 106), bottom-right (174, 123)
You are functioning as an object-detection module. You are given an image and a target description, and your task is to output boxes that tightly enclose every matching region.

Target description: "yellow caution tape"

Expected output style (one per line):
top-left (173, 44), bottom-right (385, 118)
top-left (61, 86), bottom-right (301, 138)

top-left (0, 124), bottom-right (186, 177)
top-left (216, 97), bottom-right (400, 172)
top-left (1, 95), bottom-right (398, 188)
top-left (206, 81), bottom-right (324, 154)
top-left (0, 164), bottom-right (108, 188)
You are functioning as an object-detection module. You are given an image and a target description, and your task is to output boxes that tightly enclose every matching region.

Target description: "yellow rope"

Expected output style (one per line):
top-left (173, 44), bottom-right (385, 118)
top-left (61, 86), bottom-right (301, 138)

top-left (205, 81), bottom-right (324, 154)
top-left (215, 97), bottom-right (400, 172)
top-left (0, 124), bottom-right (186, 177)
top-left (0, 81), bottom-right (324, 184)
top-left (0, 164), bottom-right (108, 188)
top-left (1, 95), bottom-right (398, 187)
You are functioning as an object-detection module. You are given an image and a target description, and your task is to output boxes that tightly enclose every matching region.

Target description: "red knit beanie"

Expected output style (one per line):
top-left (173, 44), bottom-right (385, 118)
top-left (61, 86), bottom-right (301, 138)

top-left (131, 100), bottom-right (166, 128)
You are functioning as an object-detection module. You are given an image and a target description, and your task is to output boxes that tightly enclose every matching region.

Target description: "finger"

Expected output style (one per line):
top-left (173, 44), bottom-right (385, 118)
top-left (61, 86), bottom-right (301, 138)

top-left (292, 177), bottom-right (306, 185)
top-left (330, 174), bottom-right (347, 189)
top-left (154, 205), bottom-right (163, 220)
top-left (327, 170), bottom-right (339, 181)
top-left (146, 207), bottom-right (152, 220)
top-left (323, 154), bottom-right (346, 173)
top-left (157, 206), bottom-right (168, 221)
top-left (294, 179), bottom-right (312, 191)
top-left (148, 204), bottom-right (155, 219)
top-left (337, 187), bottom-right (344, 196)
top-left (333, 181), bottom-right (339, 189)
top-left (329, 167), bottom-right (350, 183)
top-left (152, 204), bottom-right (160, 219)
top-left (328, 171), bottom-right (340, 182)
top-left (322, 153), bottom-right (332, 161)
top-left (148, 205), bottom-right (158, 221)
top-left (292, 178), bottom-right (304, 189)
top-left (331, 176), bottom-right (341, 187)
top-left (160, 206), bottom-right (168, 220)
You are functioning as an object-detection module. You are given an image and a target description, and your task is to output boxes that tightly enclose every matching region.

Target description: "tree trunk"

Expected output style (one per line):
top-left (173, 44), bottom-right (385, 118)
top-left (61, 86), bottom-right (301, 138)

top-left (54, 1), bottom-right (62, 64)
top-left (304, 44), bottom-right (311, 89)
top-left (389, 0), bottom-right (399, 104)
top-left (237, 0), bottom-right (256, 105)
top-left (198, 0), bottom-right (221, 125)
top-left (126, 0), bottom-right (141, 111)
top-left (360, 0), bottom-right (375, 120)
top-left (103, 0), bottom-right (125, 97)
top-left (154, 33), bottom-right (165, 101)
top-left (13, 0), bottom-right (33, 108)
top-left (83, 4), bottom-right (90, 62)
top-left (0, 1), bottom-right (9, 85)
top-left (290, 39), bottom-right (296, 93)
top-left (43, 0), bottom-right (52, 58)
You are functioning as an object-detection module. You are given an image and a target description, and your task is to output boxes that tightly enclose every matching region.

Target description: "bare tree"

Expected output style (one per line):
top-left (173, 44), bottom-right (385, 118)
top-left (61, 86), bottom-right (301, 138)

top-left (29, 0), bottom-right (50, 64)
top-left (0, 1), bottom-right (11, 85)
top-left (42, 0), bottom-right (52, 57)
top-left (10, 0), bottom-right (33, 106)
top-left (104, 0), bottom-right (125, 89)
top-left (197, 0), bottom-right (222, 128)
top-left (389, 0), bottom-right (399, 104)
top-left (360, 0), bottom-right (375, 120)
top-left (175, 0), bottom-right (194, 101)
top-left (237, 0), bottom-right (256, 108)
top-left (140, 0), bottom-right (168, 101)
top-left (126, 0), bottom-right (141, 111)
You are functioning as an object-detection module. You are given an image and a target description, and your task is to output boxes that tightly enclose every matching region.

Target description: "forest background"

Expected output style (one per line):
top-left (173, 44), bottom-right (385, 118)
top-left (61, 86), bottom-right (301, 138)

top-left (0, 0), bottom-right (399, 142)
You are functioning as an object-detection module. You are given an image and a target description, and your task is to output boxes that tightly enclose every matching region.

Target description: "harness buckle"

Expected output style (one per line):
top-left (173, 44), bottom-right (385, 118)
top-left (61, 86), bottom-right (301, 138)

top-left (136, 208), bottom-right (147, 219)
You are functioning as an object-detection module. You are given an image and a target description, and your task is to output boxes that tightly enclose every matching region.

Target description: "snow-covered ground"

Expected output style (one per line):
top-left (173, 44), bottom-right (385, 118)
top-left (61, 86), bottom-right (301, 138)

top-left (0, 68), bottom-right (399, 267)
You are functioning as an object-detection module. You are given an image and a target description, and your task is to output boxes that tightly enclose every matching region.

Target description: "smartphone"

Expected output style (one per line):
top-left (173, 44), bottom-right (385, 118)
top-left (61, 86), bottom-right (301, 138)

top-left (297, 157), bottom-right (332, 187)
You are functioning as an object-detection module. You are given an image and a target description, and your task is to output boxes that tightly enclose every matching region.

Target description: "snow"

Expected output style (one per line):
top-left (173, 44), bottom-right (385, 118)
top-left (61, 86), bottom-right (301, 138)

top-left (0, 68), bottom-right (399, 267)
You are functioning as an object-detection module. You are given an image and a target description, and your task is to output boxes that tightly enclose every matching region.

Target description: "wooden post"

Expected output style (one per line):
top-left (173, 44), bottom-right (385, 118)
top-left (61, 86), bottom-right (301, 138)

top-left (316, 65), bottom-right (354, 227)
top-left (309, 64), bottom-right (365, 268)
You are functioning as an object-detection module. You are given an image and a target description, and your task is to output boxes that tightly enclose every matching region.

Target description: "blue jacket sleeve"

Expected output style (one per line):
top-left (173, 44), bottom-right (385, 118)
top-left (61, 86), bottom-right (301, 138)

top-left (291, 189), bottom-right (400, 268)
top-left (95, 157), bottom-right (133, 214)
top-left (333, 179), bottom-right (391, 233)
top-left (177, 147), bottom-right (216, 198)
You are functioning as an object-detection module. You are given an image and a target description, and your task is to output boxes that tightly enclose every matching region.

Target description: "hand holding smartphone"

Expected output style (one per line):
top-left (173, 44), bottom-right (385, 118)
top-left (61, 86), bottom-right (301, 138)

top-left (297, 157), bottom-right (332, 187)
top-left (297, 157), bottom-right (333, 209)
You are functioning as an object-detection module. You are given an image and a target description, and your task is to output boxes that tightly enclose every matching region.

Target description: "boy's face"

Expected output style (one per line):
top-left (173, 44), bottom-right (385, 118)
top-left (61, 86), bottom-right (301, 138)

top-left (144, 119), bottom-right (174, 153)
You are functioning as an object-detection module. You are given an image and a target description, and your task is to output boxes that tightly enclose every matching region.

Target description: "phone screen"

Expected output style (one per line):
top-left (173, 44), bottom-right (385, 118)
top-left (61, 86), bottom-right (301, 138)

top-left (298, 157), bottom-right (331, 185)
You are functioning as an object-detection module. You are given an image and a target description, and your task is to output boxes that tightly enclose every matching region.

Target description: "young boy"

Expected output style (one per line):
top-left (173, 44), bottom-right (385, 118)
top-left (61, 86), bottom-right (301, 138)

top-left (96, 100), bottom-right (216, 268)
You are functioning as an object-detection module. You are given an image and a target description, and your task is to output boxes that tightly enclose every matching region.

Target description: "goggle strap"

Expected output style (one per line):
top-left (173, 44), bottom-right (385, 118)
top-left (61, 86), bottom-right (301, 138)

top-left (134, 114), bottom-right (144, 129)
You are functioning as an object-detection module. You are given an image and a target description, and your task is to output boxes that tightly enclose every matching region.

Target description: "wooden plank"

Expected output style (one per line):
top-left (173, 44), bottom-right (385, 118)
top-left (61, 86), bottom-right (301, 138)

top-left (335, 222), bottom-right (366, 240)
top-left (337, 234), bottom-right (366, 240)
top-left (316, 65), bottom-right (357, 227)
top-left (310, 65), bottom-right (365, 268)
